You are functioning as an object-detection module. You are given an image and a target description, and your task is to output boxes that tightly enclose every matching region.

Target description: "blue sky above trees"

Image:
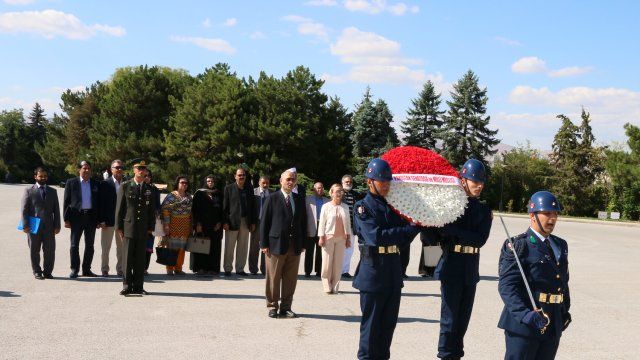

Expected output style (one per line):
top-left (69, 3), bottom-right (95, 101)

top-left (0, 0), bottom-right (638, 149)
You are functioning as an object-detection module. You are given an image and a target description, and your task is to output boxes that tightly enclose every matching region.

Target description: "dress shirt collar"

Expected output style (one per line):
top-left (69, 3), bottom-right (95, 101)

top-left (35, 183), bottom-right (45, 189)
top-left (79, 176), bottom-right (90, 183)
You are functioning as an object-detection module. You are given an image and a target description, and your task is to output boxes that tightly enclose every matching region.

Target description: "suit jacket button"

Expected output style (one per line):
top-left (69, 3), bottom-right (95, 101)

top-left (557, 287), bottom-right (562, 292)
top-left (556, 275), bottom-right (560, 279)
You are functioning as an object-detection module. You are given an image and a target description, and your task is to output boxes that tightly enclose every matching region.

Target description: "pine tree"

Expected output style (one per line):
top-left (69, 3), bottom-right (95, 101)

top-left (351, 88), bottom-right (398, 158)
top-left (440, 70), bottom-right (499, 167)
top-left (401, 80), bottom-right (444, 150)
top-left (27, 102), bottom-right (47, 147)
top-left (372, 98), bottom-right (399, 155)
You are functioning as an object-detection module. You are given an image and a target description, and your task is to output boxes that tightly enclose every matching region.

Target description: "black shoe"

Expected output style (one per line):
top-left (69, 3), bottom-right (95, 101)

top-left (236, 271), bottom-right (249, 276)
top-left (102, 271), bottom-right (109, 277)
top-left (119, 289), bottom-right (130, 296)
top-left (402, 273), bottom-right (409, 279)
top-left (315, 273), bottom-right (321, 277)
top-left (268, 309), bottom-right (279, 318)
top-left (250, 272), bottom-right (258, 275)
top-left (82, 271), bottom-right (98, 277)
top-left (224, 271), bottom-right (232, 276)
top-left (44, 274), bottom-right (53, 279)
top-left (139, 289), bottom-right (149, 295)
top-left (278, 309), bottom-right (298, 318)
top-left (69, 271), bottom-right (79, 279)
top-left (35, 273), bottom-right (44, 280)
top-left (304, 273), bottom-right (311, 278)
top-left (117, 271), bottom-right (124, 277)
top-left (342, 272), bottom-right (352, 278)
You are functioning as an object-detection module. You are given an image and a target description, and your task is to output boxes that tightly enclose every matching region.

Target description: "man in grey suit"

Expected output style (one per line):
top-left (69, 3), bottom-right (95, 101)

top-left (249, 175), bottom-right (270, 275)
top-left (21, 167), bottom-right (61, 279)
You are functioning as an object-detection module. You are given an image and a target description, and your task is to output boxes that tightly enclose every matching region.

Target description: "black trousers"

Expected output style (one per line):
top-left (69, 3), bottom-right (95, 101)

top-left (400, 244), bottom-right (410, 275)
top-left (28, 231), bottom-right (56, 275)
top-left (304, 236), bottom-right (322, 275)
top-left (193, 228), bottom-right (223, 272)
top-left (123, 236), bottom-right (146, 291)
top-left (69, 212), bottom-right (97, 273)
top-left (358, 290), bottom-right (401, 360)
top-left (438, 281), bottom-right (477, 358)
top-left (248, 229), bottom-right (265, 274)
top-left (504, 330), bottom-right (560, 360)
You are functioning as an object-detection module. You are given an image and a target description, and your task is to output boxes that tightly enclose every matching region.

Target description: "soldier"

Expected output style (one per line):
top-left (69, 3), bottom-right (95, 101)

top-left (498, 191), bottom-right (571, 359)
top-left (353, 158), bottom-right (421, 360)
top-left (115, 161), bottom-right (156, 296)
top-left (422, 158), bottom-right (493, 360)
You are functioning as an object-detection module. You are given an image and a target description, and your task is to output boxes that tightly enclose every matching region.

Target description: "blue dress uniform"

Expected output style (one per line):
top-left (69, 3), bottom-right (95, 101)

top-left (424, 159), bottom-right (493, 359)
top-left (353, 158), bottom-right (421, 360)
top-left (498, 192), bottom-right (571, 360)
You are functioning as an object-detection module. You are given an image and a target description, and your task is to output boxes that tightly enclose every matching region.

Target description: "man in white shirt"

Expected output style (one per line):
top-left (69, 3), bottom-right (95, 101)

top-left (249, 176), bottom-right (270, 275)
top-left (99, 160), bottom-right (125, 277)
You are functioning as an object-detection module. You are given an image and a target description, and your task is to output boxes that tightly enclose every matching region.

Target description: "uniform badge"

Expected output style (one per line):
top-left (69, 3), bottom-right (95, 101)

top-left (145, 190), bottom-right (151, 196)
top-left (507, 242), bottom-right (513, 250)
top-left (529, 235), bottom-right (537, 244)
top-left (357, 205), bottom-right (365, 215)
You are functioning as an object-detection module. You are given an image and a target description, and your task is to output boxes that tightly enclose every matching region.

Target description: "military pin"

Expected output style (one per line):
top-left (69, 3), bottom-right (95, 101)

top-left (357, 206), bottom-right (364, 214)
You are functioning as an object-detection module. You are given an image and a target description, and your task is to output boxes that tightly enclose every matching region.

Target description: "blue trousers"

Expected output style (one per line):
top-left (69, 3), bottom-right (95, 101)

top-left (504, 330), bottom-right (560, 360)
top-left (438, 281), bottom-right (477, 358)
top-left (358, 290), bottom-right (401, 360)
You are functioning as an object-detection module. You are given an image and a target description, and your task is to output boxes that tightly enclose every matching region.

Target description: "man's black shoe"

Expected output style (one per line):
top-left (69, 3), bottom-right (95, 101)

top-left (402, 273), bottom-right (409, 279)
top-left (82, 271), bottom-right (98, 277)
top-left (69, 271), bottom-right (79, 279)
top-left (250, 272), bottom-right (258, 275)
top-left (119, 289), bottom-right (130, 296)
top-left (314, 273), bottom-right (321, 277)
top-left (304, 273), bottom-right (311, 278)
top-left (268, 309), bottom-right (279, 318)
top-left (44, 274), bottom-right (53, 279)
top-left (102, 271), bottom-right (109, 277)
top-left (278, 310), bottom-right (298, 318)
top-left (236, 271), bottom-right (249, 276)
top-left (341, 272), bottom-right (352, 278)
top-left (34, 273), bottom-right (44, 280)
top-left (224, 271), bottom-right (232, 276)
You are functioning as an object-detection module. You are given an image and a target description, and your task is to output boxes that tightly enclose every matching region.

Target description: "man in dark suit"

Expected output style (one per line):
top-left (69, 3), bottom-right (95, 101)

top-left (249, 175), bottom-right (270, 275)
top-left (222, 167), bottom-right (256, 276)
top-left (115, 161), bottom-right (156, 295)
top-left (63, 160), bottom-right (101, 278)
top-left (98, 159), bottom-right (125, 277)
top-left (260, 169), bottom-right (307, 319)
top-left (21, 167), bottom-right (61, 279)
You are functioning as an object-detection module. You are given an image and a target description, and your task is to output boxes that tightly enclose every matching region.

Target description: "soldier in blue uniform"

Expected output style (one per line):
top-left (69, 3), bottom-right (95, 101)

top-left (498, 191), bottom-right (571, 360)
top-left (353, 158), bottom-right (422, 360)
top-left (422, 159), bottom-right (493, 359)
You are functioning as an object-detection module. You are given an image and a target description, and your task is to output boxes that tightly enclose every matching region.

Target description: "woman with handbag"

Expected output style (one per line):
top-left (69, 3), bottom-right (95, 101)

top-left (317, 183), bottom-right (352, 294)
top-left (161, 175), bottom-right (193, 276)
top-left (191, 175), bottom-right (224, 276)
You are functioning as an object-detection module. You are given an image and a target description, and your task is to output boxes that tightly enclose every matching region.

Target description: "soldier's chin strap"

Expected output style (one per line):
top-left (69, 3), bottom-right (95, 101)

top-left (371, 180), bottom-right (382, 197)
top-left (533, 213), bottom-right (549, 237)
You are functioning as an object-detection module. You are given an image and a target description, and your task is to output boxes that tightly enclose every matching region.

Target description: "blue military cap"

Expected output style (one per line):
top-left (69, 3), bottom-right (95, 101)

top-left (365, 158), bottom-right (393, 182)
top-left (528, 191), bottom-right (562, 213)
top-left (460, 159), bottom-right (486, 183)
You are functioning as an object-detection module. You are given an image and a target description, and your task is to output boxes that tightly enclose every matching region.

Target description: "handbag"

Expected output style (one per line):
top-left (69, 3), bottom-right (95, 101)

top-left (186, 232), bottom-right (211, 254)
top-left (423, 245), bottom-right (443, 267)
top-left (165, 236), bottom-right (187, 250)
top-left (155, 246), bottom-right (178, 266)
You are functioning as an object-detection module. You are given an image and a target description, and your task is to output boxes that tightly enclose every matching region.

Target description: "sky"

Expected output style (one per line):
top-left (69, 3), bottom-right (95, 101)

top-left (1, 0), bottom-right (638, 150)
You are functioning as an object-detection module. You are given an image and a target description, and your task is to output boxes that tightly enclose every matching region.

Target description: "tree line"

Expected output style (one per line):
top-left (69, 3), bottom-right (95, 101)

top-left (1, 64), bottom-right (638, 219)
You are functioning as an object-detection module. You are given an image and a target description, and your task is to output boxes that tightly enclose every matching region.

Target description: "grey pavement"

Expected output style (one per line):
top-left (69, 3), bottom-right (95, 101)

top-left (1, 184), bottom-right (638, 359)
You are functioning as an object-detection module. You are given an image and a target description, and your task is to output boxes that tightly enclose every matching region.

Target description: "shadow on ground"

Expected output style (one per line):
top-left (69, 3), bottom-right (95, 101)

top-left (300, 313), bottom-right (438, 323)
top-left (151, 291), bottom-right (263, 299)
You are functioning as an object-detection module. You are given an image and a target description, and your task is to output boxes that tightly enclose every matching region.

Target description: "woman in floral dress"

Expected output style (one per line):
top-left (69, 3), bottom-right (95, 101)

top-left (161, 175), bottom-right (192, 275)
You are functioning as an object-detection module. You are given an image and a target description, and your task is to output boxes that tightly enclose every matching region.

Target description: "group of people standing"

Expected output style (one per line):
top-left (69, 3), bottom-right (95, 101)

top-left (19, 156), bottom-right (572, 359)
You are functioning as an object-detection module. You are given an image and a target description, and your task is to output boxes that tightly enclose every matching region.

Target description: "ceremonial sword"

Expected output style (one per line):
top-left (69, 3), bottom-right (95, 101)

top-left (498, 215), bottom-right (550, 334)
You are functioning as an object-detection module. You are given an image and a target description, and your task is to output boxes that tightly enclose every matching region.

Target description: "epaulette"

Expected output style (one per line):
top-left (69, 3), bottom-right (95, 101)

top-left (504, 233), bottom-right (527, 257)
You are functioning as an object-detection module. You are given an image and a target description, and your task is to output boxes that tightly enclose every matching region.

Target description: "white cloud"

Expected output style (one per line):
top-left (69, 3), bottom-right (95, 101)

top-left (325, 27), bottom-right (442, 86)
top-left (511, 56), bottom-right (547, 74)
top-left (343, 0), bottom-right (419, 15)
top-left (509, 86), bottom-right (640, 113)
top-left (512, 56), bottom-right (593, 78)
top-left (202, 18), bottom-right (211, 28)
top-left (548, 66), bottom-right (594, 78)
top-left (223, 18), bottom-right (237, 27)
top-left (0, 96), bottom-right (59, 113)
top-left (0, 9), bottom-right (125, 39)
top-left (169, 35), bottom-right (236, 54)
top-left (282, 15), bottom-right (329, 42)
top-left (249, 31), bottom-right (266, 40)
top-left (305, 0), bottom-right (337, 6)
top-left (494, 36), bottom-right (522, 46)
top-left (2, 0), bottom-right (35, 5)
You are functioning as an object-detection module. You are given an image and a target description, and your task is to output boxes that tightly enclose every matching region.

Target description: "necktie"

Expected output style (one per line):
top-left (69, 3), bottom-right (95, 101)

top-left (40, 186), bottom-right (46, 200)
top-left (285, 194), bottom-right (292, 215)
top-left (544, 238), bottom-right (556, 260)
top-left (260, 191), bottom-right (266, 213)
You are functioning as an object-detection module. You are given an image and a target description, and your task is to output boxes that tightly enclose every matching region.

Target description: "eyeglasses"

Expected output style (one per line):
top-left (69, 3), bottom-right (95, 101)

top-left (112, 166), bottom-right (124, 170)
top-left (179, 181), bottom-right (189, 184)
top-left (236, 175), bottom-right (245, 178)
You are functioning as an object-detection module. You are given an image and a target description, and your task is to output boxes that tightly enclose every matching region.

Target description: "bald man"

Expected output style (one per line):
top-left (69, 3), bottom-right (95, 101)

top-left (260, 170), bottom-right (307, 319)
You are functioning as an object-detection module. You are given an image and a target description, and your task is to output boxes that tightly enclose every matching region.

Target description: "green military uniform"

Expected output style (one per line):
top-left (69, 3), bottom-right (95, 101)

top-left (115, 179), bottom-right (156, 293)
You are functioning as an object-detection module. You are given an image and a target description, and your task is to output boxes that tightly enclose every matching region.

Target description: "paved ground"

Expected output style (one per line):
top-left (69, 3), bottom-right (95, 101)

top-left (1, 183), bottom-right (638, 359)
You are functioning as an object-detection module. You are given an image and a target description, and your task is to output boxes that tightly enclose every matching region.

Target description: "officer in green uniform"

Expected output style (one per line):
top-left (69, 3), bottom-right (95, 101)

top-left (116, 161), bottom-right (156, 295)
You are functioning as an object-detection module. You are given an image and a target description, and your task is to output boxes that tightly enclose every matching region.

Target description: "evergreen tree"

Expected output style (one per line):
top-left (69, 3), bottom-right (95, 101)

top-left (27, 102), bottom-right (47, 147)
top-left (401, 80), bottom-right (444, 150)
top-left (440, 70), bottom-right (499, 167)
top-left (351, 87), bottom-right (379, 158)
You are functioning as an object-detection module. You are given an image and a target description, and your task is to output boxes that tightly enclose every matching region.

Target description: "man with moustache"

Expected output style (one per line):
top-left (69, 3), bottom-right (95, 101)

top-left (99, 159), bottom-right (126, 277)
top-left (498, 191), bottom-right (571, 359)
top-left (223, 167), bottom-right (257, 276)
top-left (340, 174), bottom-right (362, 278)
top-left (249, 175), bottom-right (270, 275)
top-left (20, 167), bottom-right (61, 279)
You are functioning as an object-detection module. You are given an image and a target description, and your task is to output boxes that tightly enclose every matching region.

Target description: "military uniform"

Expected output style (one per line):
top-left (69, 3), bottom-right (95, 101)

top-left (498, 228), bottom-right (571, 360)
top-left (423, 196), bottom-right (492, 359)
top-left (115, 179), bottom-right (156, 293)
top-left (353, 192), bottom-right (420, 359)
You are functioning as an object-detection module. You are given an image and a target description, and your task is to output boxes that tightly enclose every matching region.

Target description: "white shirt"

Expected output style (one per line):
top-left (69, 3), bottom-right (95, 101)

top-left (112, 176), bottom-right (122, 194)
top-left (281, 189), bottom-right (295, 215)
top-left (530, 227), bottom-right (560, 261)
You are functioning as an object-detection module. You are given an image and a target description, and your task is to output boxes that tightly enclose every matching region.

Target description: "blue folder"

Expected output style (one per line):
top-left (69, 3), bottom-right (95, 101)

top-left (17, 217), bottom-right (41, 234)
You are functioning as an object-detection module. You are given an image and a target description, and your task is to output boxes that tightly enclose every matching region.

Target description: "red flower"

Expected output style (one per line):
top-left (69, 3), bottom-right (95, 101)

top-left (381, 146), bottom-right (459, 177)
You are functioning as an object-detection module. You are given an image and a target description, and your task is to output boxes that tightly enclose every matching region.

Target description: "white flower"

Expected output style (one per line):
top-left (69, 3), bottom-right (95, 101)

top-left (386, 181), bottom-right (468, 227)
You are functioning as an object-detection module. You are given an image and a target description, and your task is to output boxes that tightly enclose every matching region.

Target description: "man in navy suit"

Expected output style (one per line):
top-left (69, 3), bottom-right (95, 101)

top-left (260, 169), bottom-right (307, 319)
top-left (99, 159), bottom-right (125, 277)
top-left (21, 167), bottom-right (61, 279)
top-left (63, 160), bottom-right (102, 278)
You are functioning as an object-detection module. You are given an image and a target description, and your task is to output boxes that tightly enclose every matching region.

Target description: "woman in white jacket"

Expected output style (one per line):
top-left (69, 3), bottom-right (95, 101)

top-left (317, 183), bottom-right (352, 294)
